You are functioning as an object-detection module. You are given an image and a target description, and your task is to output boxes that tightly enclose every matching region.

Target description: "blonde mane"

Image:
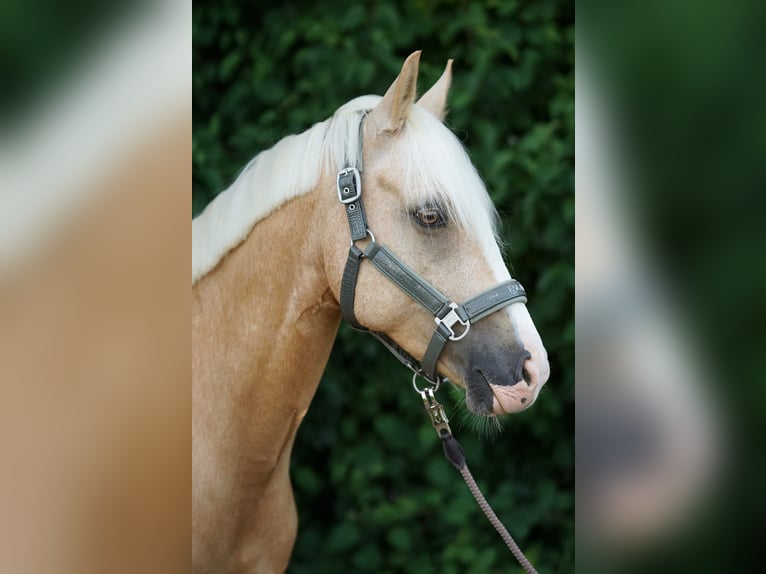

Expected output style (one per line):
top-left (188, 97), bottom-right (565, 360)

top-left (192, 95), bottom-right (499, 285)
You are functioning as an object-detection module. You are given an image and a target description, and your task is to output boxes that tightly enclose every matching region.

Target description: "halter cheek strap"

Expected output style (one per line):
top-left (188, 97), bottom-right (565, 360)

top-left (337, 166), bottom-right (528, 383)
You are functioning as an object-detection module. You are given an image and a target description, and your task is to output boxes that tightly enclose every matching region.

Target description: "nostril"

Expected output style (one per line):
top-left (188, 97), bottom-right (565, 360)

top-left (522, 365), bottom-right (532, 385)
top-left (511, 349), bottom-right (532, 383)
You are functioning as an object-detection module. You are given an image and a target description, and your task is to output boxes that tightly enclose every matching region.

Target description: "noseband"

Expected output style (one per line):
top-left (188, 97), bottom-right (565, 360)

top-left (337, 165), bottom-right (528, 383)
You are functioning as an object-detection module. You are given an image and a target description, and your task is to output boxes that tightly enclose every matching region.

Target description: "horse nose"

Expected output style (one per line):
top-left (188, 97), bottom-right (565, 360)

top-left (522, 352), bottom-right (548, 391)
top-left (487, 348), bottom-right (542, 415)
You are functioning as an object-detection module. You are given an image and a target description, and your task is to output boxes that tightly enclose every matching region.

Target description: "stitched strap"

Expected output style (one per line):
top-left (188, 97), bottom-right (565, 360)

top-left (340, 245), bottom-right (365, 329)
top-left (337, 239), bottom-right (448, 382)
top-left (421, 329), bottom-right (449, 381)
top-left (364, 242), bottom-right (449, 315)
top-left (462, 280), bottom-right (527, 321)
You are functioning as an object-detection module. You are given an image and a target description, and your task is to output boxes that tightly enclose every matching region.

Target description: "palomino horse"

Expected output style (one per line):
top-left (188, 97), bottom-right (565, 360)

top-left (192, 51), bottom-right (550, 573)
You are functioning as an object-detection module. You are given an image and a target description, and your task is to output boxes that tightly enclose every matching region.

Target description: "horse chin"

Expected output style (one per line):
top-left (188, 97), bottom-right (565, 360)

top-left (463, 370), bottom-right (498, 416)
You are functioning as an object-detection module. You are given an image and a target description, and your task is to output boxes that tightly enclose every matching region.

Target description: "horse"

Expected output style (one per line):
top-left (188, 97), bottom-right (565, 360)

top-left (192, 51), bottom-right (550, 573)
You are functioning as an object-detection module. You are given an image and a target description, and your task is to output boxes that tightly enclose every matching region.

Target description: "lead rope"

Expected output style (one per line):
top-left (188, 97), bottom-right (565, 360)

top-left (415, 376), bottom-right (539, 574)
top-left (457, 465), bottom-right (538, 574)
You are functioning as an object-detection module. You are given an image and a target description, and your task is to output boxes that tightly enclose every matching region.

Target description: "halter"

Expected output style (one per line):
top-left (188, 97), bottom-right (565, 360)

top-left (336, 162), bottom-right (540, 574)
top-left (337, 165), bottom-right (529, 383)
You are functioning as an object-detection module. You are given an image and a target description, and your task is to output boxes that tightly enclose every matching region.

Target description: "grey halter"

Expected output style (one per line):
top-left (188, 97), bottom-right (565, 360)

top-left (337, 166), bottom-right (528, 384)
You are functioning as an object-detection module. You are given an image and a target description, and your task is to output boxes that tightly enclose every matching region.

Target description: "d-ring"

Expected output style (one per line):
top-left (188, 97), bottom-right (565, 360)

top-left (349, 228), bottom-right (376, 248)
top-left (412, 372), bottom-right (440, 394)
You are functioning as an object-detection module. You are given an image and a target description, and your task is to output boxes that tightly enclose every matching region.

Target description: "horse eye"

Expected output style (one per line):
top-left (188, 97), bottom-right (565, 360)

top-left (414, 206), bottom-right (447, 228)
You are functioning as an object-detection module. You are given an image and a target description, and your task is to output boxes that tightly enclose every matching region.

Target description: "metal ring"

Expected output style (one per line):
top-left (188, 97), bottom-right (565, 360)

top-left (349, 228), bottom-right (376, 248)
top-left (412, 372), bottom-right (440, 394)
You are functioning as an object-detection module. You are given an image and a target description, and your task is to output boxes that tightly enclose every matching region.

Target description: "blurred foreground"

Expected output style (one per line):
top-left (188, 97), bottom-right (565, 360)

top-left (577, 1), bottom-right (765, 571)
top-left (0, 1), bottom-right (190, 572)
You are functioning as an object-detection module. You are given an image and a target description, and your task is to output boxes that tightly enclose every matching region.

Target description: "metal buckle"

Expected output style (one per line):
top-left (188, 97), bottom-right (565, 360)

top-left (435, 303), bottom-right (471, 341)
top-left (337, 167), bottom-right (361, 204)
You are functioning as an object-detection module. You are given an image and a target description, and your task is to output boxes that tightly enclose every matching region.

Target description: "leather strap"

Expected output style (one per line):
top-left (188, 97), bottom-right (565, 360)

top-left (364, 242), bottom-right (449, 315)
top-left (463, 280), bottom-right (527, 321)
top-left (340, 245), bottom-right (365, 329)
top-left (421, 329), bottom-right (450, 381)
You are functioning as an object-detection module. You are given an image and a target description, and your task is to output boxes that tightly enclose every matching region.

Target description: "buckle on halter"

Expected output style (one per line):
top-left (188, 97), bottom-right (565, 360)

top-left (435, 303), bottom-right (471, 341)
top-left (337, 167), bottom-right (362, 204)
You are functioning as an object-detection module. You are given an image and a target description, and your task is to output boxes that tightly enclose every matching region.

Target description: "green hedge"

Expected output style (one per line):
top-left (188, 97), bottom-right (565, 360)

top-left (193, 1), bottom-right (573, 572)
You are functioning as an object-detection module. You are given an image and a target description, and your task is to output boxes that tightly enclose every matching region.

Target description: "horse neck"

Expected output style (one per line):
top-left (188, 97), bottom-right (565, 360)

top-left (192, 188), bottom-right (341, 463)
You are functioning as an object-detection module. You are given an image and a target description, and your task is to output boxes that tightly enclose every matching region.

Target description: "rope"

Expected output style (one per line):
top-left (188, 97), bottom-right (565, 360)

top-left (418, 388), bottom-right (539, 573)
top-left (458, 464), bottom-right (538, 574)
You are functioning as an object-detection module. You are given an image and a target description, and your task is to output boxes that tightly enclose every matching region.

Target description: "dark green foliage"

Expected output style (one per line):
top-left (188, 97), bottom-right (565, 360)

top-left (194, 1), bottom-right (573, 572)
top-left (0, 0), bottom-right (138, 126)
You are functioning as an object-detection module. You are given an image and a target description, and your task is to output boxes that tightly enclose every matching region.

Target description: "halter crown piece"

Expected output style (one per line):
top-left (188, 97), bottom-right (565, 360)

top-left (336, 165), bottom-right (528, 384)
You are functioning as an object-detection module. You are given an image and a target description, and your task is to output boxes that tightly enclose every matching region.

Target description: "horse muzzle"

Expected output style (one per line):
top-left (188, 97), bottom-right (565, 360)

top-left (462, 344), bottom-right (550, 416)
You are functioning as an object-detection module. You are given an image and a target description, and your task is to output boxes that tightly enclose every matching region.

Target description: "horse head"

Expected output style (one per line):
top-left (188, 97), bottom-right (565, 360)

top-left (320, 52), bottom-right (549, 416)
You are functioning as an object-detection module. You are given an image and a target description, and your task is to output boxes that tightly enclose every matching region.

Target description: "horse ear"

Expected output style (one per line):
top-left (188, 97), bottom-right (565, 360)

top-left (369, 51), bottom-right (421, 134)
top-left (417, 59), bottom-right (453, 120)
